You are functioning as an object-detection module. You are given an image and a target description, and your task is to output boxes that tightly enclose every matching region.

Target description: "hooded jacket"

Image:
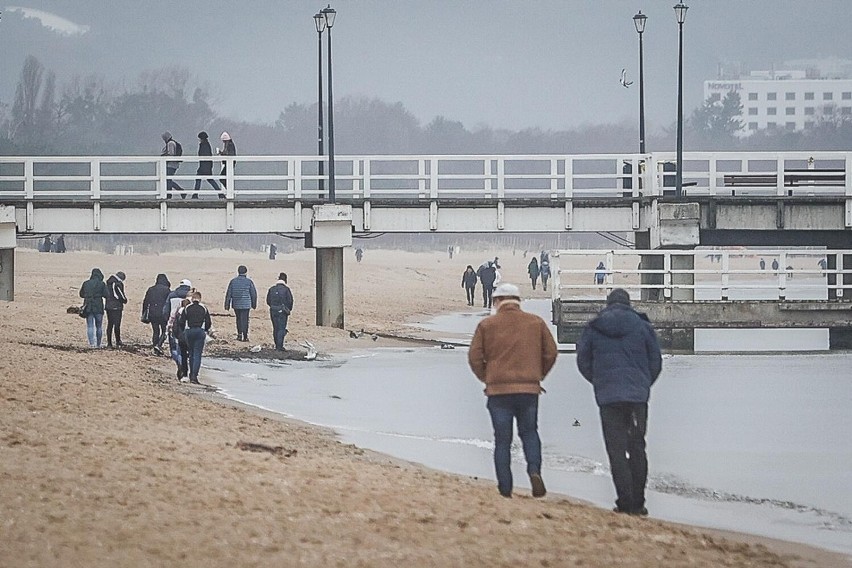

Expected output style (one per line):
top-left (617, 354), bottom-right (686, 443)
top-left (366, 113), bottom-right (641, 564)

top-left (576, 303), bottom-right (662, 407)
top-left (79, 268), bottom-right (108, 315)
top-left (161, 132), bottom-right (180, 170)
top-left (143, 274), bottom-right (171, 323)
top-left (105, 274), bottom-right (128, 311)
top-left (461, 267), bottom-right (477, 288)
top-left (266, 281), bottom-right (294, 314)
top-left (468, 302), bottom-right (558, 396)
top-left (197, 138), bottom-right (214, 175)
top-left (164, 283), bottom-right (192, 320)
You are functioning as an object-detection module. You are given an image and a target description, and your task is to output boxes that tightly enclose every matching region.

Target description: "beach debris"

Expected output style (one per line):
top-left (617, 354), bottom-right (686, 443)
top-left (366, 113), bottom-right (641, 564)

top-left (249, 344), bottom-right (262, 353)
top-left (235, 440), bottom-right (297, 457)
top-left (440, 343), bottom-right (455, 350)
top-left (301, 341), bottom-right (318, 361)
top-left (348, 330), bottom-right (360, 339)
top-left (572, 419), bottom-right (581, 427)
top-left (66, 305), bottom-right (83, 315)
top-left (371, 334), bottom-right (378, 341)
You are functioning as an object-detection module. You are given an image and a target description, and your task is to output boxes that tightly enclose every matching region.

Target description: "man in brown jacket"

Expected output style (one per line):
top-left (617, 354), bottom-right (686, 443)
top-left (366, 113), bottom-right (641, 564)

top-left (468, 283), bottom-right (558, 498)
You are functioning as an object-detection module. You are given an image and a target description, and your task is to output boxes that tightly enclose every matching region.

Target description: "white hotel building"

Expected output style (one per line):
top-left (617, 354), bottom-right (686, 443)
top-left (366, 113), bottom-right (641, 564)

top-left (704, 70), bottom-right (852, 135)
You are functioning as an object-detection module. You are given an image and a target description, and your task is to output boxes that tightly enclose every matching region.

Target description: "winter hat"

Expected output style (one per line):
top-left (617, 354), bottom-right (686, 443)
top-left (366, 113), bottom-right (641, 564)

top-left (116, 271), bottom-right (126, 281)
top-left (237, 265), bottom-right (248, 275)
top-left (162, 131), bottom-right (172, 142)
top-left (198, 131), bottom-right (208, 139)
top-left (220, 131), bottom-right (231, 141)
top-left (606, 288), bottom-right (631, 306)
top-left (492, 283), bottom-right (521, 299)
top-left (179, 279), bottom-right (192, 287)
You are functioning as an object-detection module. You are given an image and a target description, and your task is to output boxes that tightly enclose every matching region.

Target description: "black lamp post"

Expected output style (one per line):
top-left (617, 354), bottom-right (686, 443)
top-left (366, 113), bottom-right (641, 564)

top-left (314, 12), bottom-right (325, 198)
top-left (674, 3), bottom-right (688, 197)
top-left (633, 11), bottom-right (647, 154)
top-left (321, 4), bottom-right (337, 203)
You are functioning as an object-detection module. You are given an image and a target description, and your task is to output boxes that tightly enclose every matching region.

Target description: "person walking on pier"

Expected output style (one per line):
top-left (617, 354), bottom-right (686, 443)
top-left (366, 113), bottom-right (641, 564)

top-left (595, 261), bottom-right (607, 286)
top-left (461, 265), bottom-right (477, 306)
top-left (161, 132), bottom-right (184, 199)
top-left (192, 131), bottom-right (222, 199)
top-left (266, 272), bottom-right (294, 351)
top-left (142, 273), bottom-right (171, 355)
top-left (225, 265), bottom-right (257, 342)
top-left (540, 258), bottom-right (551, 292)
top-left (105, 271), bottom-right (127, 348)
top-left (576, 288), bottom-right (662, 516)
top-left (177, 291), bottom-right (212, 384)
top-left (79, 268), bottom-right (108, 348)
top-left (771, 258), bottom-right (779, 271)
top-left (527, 257), bottom-right (540, 290)
top-left (217, 131), bottom-right (236, 193)
top-left (468, 283), bottom-right (558, 499)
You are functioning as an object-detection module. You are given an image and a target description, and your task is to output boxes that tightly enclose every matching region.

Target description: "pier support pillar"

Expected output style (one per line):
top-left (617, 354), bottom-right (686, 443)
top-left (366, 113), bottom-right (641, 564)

top-left (0, 206), bottom-right (15, 301)
top-left (310, 204), bottom-right (352, 329)
top-left (670, 254), bottom-right (695, 301)
top-left (635, 231), bottom-right (662, 301)
top-left (827, 253), bottom-right (852, 300)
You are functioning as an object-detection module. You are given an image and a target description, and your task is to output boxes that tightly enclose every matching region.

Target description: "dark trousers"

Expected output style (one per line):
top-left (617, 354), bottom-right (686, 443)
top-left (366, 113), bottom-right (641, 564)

top-left (530, 276), bottom-right (538, 290)
top-left (600, 402), bottom-right (648, 513)
top-left (166, 166), bottom-right (183, 193)
top-left (184, 327), bottom-right (207, 382)
top-left (193, 177), bottom-right (221, 193)
top-left (486, 394), bottom-right (542, 497)
top-left (106, 309), bottom-right (123, 346)
top-left (270, 310), bottom-right (289, 350)
top-left (169, 333), bottom-right (189, 379)
top-left (150, 320), bottom-right (167, 348)
top-left (235, 308), bottom-right (250, 339)
top-left (541, 276), bottom-right (549, 291)
top-left (482, 284), bottom-right (494, 308)
top-left (465, 285), bottom-right (476, 305)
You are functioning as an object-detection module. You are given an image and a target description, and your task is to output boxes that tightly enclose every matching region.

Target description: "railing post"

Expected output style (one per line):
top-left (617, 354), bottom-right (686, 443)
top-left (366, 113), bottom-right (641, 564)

top-left (721, 251), bottom-right (730, 301)
top-left (496, 158), bottom-right (505, 201)
top-left (776, 155), bottom-right (786, 197)
top-left (663, 252), bottom-right (672, 299)
top-left (484, 159), bottom-right (492, 197)
top-left (778, 251), bottom-right (787, 300)
top-left (418, 159), bottom-right (426, 198)
top-left (550, 250), bottom-right (561, 303)
top-left (429, 158), bottom-right (438, 199)
top-left (845, 155), bottom-right (852, 228)
top-left (709, 155), bottom-right (718, 196)
top-left (362, 158), bottom-right (371, 199)
top-left (24, 160), bottom-right (34, 201)
top-left (550, 158), bottom-right (558, 199)
top-left (294, 159), bottom-right (302, 199)
top-left (91, 159), bottom-right (101, 200)
top-left (157, 159), bottom-right (167, 200)
top-left (225, 157), bottom-right (235, 199)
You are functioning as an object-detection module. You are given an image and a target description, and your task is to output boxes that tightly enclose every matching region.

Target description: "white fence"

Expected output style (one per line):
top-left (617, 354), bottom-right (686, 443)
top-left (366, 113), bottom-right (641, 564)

top-left (551, 248), bottom-right (852, 301)
top-left (1, 151), bottom-right (851, 202)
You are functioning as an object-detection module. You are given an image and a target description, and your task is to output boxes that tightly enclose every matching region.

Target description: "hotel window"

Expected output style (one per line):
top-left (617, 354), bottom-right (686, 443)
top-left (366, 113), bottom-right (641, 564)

top-left (748, 122), bottom-right (758, 130)
top-left (767, 122), bottom-right (777, 129)
top-left (767, 107), bottom-right (777, 115)
top-left (785, 122), bottom-right (796, 130)
top-left (843, 92), bottom-right (852, 100)
top-left (824, 92), bottom-right (834, 101)
top-left (804, 107), bottom-right (815, 115)
top-left (805, 92), bottom-right (814, 100)
top-left (748, 107), bottom-right (758, 115)
top-left (786, 107), bottom-right (795, 115)
top-left (824, 105), bottom-right (835, 114)
top-left (785, 92), bottom-right (795, 100)
top-left (767, 92), bottom-right (777, 101)
top-left (748, 92), bottom-right (758, 101)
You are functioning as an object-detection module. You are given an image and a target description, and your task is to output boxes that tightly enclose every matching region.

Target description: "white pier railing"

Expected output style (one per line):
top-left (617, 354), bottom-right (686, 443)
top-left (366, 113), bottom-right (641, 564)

top-left (1, 151), bottom-right (851, 202)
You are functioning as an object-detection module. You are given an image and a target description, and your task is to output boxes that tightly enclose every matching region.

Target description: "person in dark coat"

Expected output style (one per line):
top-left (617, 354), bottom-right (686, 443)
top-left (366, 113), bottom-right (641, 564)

top-left (355, 248), bottom-right (364, 263)
top-left (192, 131), bottom-right (221, 199)
top-left (527, 257), bottom-right (540, 290)
top-left (461, 265), bottom-right (477, 306)
top-left (165, 279), bottom-right (193, 371)
top-left (225, 265), bottom-right (257, 341)
top-left (539, 259), bottom-right (551, 292)
top-left (79, 268), bottom-right (109, 347)
top-left (594, 261), bottom-right (606, 285)
top-left (142, 273), bottom-right (171, 354)
top-left (105, 271), bottom-right (128, 348)
top-left (266, 272), bottom-right (294, 351)
top-left (478, 262), bottom-right (497, 308)
top-left (55, 234), bottom-right (66, 253)
top-left (176, 291), bottom-right (212, 384)
top-left (576, 288), bottom-right (662, 516)
top-left (217, 131), bottom-right (236, 194)
top-left (268, 242), bottom-right (277, 260)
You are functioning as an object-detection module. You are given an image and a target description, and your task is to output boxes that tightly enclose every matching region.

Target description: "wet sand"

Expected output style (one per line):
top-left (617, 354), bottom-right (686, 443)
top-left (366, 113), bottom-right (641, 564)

top-left (1, 247), bottom-right (849, 567)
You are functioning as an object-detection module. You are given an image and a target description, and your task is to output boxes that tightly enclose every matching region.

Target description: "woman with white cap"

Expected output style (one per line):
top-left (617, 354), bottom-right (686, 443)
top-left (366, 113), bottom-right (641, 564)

top-left (217, 131), bottom-right (237, 194)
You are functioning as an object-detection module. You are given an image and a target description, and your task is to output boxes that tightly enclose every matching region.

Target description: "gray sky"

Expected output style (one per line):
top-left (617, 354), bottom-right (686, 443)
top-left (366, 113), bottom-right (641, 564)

top-left (2, 1), bottom-right (852, 132)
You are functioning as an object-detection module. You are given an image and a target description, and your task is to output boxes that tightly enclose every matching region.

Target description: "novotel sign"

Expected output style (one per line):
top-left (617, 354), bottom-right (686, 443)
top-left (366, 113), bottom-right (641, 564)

top-left (706, 82), bottom-right (742, 91)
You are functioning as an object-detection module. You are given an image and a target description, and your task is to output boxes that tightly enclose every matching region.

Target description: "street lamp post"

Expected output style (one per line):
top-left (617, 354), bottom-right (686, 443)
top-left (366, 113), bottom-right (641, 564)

top-left (321, 4), bottom-right (337, 203)
top-left (633, 11), bottom-right (647, 154)
top-left (674, 3), bottom-right (688, 197)
top-left (314, 12), bottom-right (325, 198)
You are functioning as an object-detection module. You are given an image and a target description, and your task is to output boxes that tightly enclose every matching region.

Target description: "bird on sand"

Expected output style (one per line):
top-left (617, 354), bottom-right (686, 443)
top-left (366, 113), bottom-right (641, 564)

top-left (301, 341), bottom-right (317, 361)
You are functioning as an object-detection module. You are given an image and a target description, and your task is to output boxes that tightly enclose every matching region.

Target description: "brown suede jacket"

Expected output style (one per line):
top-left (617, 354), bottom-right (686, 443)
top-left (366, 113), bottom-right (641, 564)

top-left (468, 302), bottom-right (558, 396)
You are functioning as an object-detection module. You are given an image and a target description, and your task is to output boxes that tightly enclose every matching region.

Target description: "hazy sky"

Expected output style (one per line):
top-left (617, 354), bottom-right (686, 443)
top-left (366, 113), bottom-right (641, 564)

top-left (2, 1), bottom-right (852, 132)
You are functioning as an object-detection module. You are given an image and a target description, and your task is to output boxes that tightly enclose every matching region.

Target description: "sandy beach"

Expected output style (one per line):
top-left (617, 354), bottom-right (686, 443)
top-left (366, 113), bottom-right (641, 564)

top-left (1, 246), bottom-right (849, 567)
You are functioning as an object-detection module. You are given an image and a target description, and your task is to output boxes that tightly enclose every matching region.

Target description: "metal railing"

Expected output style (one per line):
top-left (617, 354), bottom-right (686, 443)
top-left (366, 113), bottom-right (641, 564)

top-left (1, 151), bottom-right (851, 202)
top-left (551, 248), bottom-right (852, 301)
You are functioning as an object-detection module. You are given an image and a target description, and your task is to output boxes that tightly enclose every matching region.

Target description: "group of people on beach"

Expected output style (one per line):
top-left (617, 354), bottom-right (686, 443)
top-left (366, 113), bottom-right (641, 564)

top-left (461, 252), bottom-right (553, 307)
top-left (161, 130), bottom-right (237, 199)
top-left (79, 265), bottom-right (294, 384)
top-left (468, 283), bottom-right (662, 517)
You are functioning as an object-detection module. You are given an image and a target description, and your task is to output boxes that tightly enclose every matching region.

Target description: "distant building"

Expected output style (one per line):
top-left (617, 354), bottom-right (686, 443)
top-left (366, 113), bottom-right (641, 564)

top-left (704, 62), bottom-right (852, 136)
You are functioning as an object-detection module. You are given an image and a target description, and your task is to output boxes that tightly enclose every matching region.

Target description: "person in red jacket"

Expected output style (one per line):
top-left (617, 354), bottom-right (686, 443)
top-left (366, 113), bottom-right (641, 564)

top-left (468, 283), bottom-right (558, 498)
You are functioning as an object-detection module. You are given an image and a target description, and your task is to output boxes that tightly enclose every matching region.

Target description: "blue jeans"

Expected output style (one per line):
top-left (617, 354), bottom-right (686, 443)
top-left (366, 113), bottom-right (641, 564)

top-left (270, 309), bottom-right (289, 349)
top-left (86, 312), bottom-right (103, 347)
top-left (184, 327), bottom-right (207, 382)
top-left (486, 393), bottom-right (542, 496)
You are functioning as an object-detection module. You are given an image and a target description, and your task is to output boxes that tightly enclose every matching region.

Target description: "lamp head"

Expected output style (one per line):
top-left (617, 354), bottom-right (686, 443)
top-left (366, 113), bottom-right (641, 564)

top-left (314, 12), bottom-right (326, 33)
top-left (674, 3), bottom-right (688, 24)
top-left (633, 11), bottom-right (647, 34)
top-left (321, 5), bottom-right (336, 29)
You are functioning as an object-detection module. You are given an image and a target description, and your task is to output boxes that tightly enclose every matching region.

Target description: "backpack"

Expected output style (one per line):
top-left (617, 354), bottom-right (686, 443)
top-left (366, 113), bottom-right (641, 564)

top-left (172, 139), bottom-right (183, 159)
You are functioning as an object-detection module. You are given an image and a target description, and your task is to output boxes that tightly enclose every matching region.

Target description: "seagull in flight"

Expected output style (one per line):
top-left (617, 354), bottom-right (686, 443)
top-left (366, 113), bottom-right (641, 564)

top-left (620, 68), bottom-right (633, 88)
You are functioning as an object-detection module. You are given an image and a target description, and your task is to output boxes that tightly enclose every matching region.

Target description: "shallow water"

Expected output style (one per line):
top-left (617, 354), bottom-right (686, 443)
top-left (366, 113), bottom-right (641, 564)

top-left (206, 302), bottom-right (852, 554)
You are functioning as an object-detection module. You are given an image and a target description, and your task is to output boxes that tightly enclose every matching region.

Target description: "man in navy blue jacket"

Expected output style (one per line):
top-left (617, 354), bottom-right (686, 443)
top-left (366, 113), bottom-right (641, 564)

top-left (576, 288), bottom-right (662, 516)
top-left (225, 265), bottom-right (257, 342)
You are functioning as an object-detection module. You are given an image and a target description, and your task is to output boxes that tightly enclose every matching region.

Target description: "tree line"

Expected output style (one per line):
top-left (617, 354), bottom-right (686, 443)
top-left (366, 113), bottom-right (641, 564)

top-left (3, 55), bottom-right (852, 158)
